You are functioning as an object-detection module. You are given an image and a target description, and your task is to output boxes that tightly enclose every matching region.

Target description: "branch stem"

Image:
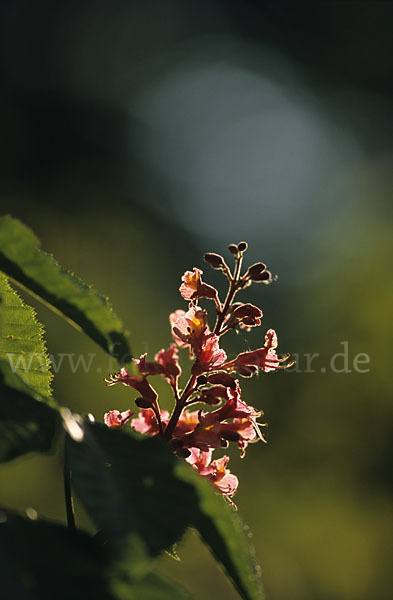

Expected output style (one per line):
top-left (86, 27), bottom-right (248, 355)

top-left (214, 253), bottom-right (243, 335)
top-left (164, 374), bottom-right (197, 440)
top-left (63, 445), bottom-right (76, 532)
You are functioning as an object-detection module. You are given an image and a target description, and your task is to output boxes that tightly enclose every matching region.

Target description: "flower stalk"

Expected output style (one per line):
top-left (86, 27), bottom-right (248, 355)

top-left (63, 443), bottom-right (76, 532)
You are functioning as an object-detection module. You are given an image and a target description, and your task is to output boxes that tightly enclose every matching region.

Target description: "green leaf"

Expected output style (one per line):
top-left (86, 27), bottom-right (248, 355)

top-left (0, 273), bottom-right (53, 399)
top-left (0, 509), bottom-right (113, 600)
top-left (110, 572), bottom-right (191, 600)
top-left (0, 360), bottom-right (58, 462)
top-left (66, 421), bottom-right (263, 600)
top-left (0, 215), bottom-right (132, 363)
top-left (0, 509), bottom-right (191, 600)
top-left (180, 464), bottom-right (263, 600)
top-left (0, 273), bottom-right (58, 461)
top-left (65, 420), bottom-right (198, 579)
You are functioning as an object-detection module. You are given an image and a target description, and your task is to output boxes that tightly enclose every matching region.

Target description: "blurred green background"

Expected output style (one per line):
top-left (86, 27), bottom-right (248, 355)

top-left (0, 1), bottom-right (392, 598)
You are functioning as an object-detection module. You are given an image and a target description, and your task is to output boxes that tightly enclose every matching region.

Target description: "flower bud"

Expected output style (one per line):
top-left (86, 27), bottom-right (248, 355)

top-left (237, 241), bottom-right (248, 252)
top-left (246, 262), bottom-right (266, 279)
top-left (230, 302), bottom-right (243, 310)
top-left (228, 243), bottom-right (238, 255)
top-left (236, 364), bottom-right (259, 377)
top-left (197, 375), bottom-right (208, 385)
top-left (207, 373), bottom-right (236, 388)
top-left (252, 270), bottom-right (271, 282)
top-left (135, 397), bottom-right (152, 409)
top-left (203, 252), bottom-right (225, 269)
top-left (232, 303), bottom-right (262, 320)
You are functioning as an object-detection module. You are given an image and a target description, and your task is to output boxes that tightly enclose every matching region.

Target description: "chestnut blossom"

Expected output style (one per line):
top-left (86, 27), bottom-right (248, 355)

top-left (186, 448), bottom-right (238, 498)
top-left (224, 329), bottom-right (290, 375)
top-left (172, 304), bottom-right (209, 350)
top-left (137, 344), bottom-right (181, 384)
top-left (180, 268), bottom-right (218, 301)
top-left (192, 333), bottom-right (227, 375)
top-left (169, 310), bottom-right (188, 347)
top-left (105, 241), bottom-right (291, 500)
top-left (131, 408), bottom-right (170, 435)
top-left (179, 380), bottom-right (265, 456)
top-left (104, 409), bottom-right (133, 428)
top-left (106, 367), bottom-right (158, 405)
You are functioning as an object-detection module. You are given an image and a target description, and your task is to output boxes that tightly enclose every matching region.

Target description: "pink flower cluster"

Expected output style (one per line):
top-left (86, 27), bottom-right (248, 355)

top-left (105, 242), bottom-right (292, 504)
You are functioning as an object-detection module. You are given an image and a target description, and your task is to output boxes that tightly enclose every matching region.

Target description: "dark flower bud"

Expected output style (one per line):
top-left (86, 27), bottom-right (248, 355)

top-left (199, 283), bottom-right (219, 299)
top-left (197, 375), bottom-right (208, 385)
top-left (232, 303), bottom-right (262, 320)
top-left (252, 270), bottom-right (271, 282)
top-left (237, 241), bottom-right (248, 252)
top-left (207, 373), bottom-right (237, 388)
top-left (230, 302), bottom-right (243, 310)
top-left (220, 430), bottom-right (241, 442)
top-left (204, 252), bottom-right (225, 269)
top-left (236, 364), bottom-right (259, 377)
top-left (228, 243), bottom-right (238, 255)
top-left (246, 262), bottom-right (266, 279)
top-left (220, 439), bottom-right (229, 448)
top-left (135, 397), bottom-right (152, 409)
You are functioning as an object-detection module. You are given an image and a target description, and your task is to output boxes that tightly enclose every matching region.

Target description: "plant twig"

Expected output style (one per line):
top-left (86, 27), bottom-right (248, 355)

top-left (63, 444), bottom-right (76, 532)
top-left (164, 375), bottom-right (197, 439)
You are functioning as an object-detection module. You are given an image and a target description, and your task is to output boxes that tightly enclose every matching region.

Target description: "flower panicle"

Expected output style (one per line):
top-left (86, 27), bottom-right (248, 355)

top-left (104, 241), bottom-right (292, 502)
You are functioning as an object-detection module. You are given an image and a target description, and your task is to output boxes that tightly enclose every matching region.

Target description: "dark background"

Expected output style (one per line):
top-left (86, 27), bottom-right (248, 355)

top-left (1, 2), bottom-right (392, 599)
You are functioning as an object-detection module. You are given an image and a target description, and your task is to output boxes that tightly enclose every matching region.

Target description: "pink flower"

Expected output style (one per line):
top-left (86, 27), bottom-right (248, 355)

top-left (131, 408), bottom-right (170, 435)
top-left (136, 354), bottom-right (163, 377)
top-left (186, 448), bottom-right (238, 498)
top-left (224, 329), bottom-right (290, 375)
top-left (179, 268), bottom-right (218, 301)
top-left (186, 446), bottom-right (214, 471)
top-left (214, 380), bottom-right (259, 421)
top-left (181, 410), bottom-right (222, 451)
top-left (192, 333), bottom-right (227, 375)
top-left (220, 419), bottom-right (258, 457)
top-left (155, 345), bottom-right (182, 382)
top-left (137, 344), bottom-right (181, 384)
top-left (209, 456), bottom-right (239, 497)
top-left (104, 409), bottom-right (133, 428)
top-left (180, 380), bottom-right (265, 455)
top-left (173, 410), bottom-right (200, 436)
top-left (172, 305), bottom-right (226, 374)
top-left (106, 367), bottom-right (158, 405)
top-left (169, 310), bottom-right (188, 347)
top-left (172, 304), bottom-right (209, 349)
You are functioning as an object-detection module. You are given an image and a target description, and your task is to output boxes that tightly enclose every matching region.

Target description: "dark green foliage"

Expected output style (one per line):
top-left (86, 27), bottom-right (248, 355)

top-left (0, 215), bottom-right (132, 363)
top-left (67, 421), bottom-right (264, 600)
top-left (0, 360), bottom-right (58, 462)
top-left (0, 510), bottom-right (113, 600)
top-left (0, 510), bottom-right (191, 600)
